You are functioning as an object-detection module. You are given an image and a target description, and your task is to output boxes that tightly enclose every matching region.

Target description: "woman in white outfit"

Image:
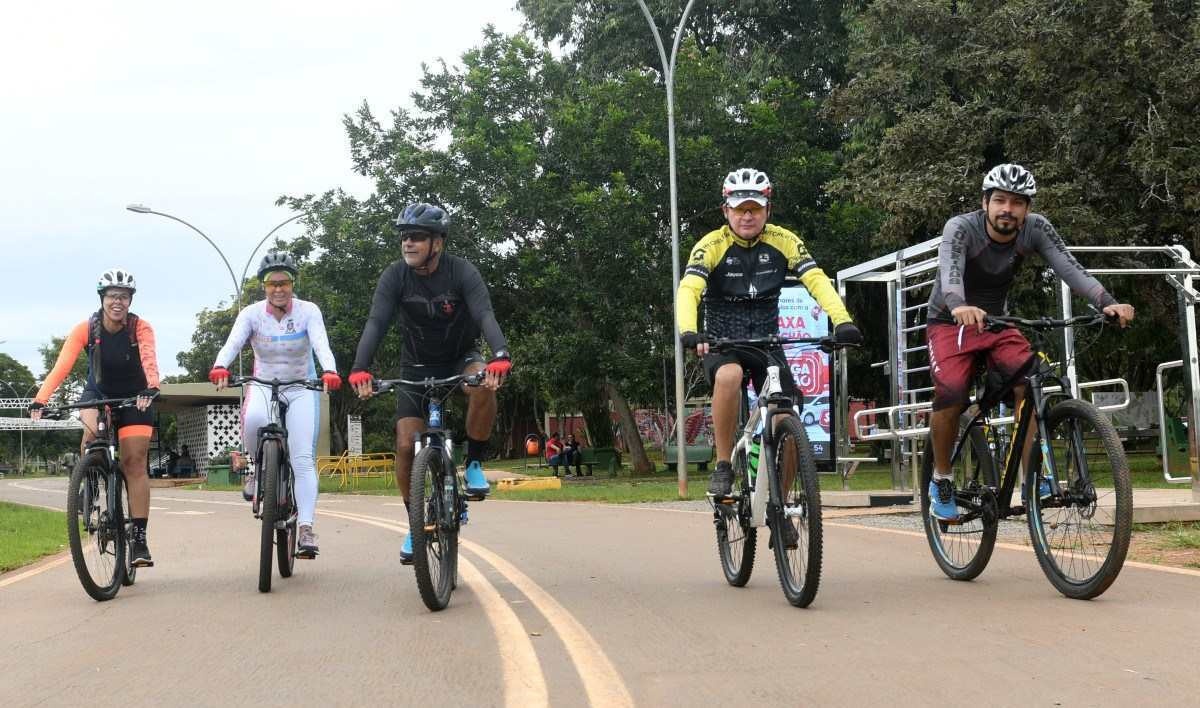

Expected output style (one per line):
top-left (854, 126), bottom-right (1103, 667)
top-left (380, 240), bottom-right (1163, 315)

top-left (208, 251), bottom-right (341, 558)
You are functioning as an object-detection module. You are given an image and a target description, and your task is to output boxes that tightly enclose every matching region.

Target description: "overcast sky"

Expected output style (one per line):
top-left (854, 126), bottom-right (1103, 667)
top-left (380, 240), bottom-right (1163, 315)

top-left (0, 0), bottom-right (523, 384)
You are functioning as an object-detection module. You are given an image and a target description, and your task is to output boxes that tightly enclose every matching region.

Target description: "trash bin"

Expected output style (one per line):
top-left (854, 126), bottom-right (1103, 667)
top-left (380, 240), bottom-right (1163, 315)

top-left (206, 464), bottom-right (236, 486)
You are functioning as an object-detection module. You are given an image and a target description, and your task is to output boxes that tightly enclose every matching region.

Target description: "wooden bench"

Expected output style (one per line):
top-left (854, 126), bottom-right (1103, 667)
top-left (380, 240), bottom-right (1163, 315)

top-left (663, 444), bottom-right (714, 472)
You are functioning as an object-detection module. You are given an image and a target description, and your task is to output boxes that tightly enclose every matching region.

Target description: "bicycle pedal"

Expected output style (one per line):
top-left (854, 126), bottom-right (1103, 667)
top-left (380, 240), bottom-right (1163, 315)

top-left (423, 523), bottom-right (437, 532)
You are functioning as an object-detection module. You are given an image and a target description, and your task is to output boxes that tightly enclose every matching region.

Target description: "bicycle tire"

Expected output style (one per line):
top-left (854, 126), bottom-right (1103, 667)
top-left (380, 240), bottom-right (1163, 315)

top-left (769, 415), bottom-right (822, 607)
top-left (119, 474), bottom-right (136, 587)
top-left (409, 446), bottom-right (457, 611)
top-left (258, 440), bottom-right (283, 593)
top-left (67, 454), bottom-right (125, 601)
top-left (715, 448), bottom-right (756, 587)
top-left (1027, 399), bottom-right (1131, 600)
top-left (277, 464), bottom-right (297, 578)
top-left (920, 425), bottom-right (999, 581)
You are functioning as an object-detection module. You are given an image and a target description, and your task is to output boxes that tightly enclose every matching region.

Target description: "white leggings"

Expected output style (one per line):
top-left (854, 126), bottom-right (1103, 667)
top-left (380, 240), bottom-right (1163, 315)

top-left (242, 384), bottom-right (320, 526)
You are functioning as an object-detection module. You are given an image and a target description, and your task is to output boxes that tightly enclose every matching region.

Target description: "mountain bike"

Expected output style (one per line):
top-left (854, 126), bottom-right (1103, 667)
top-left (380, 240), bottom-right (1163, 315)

top-left (228, 375), bottom-right (323, 593)
top-left (376, 371), bottom-right (485, 611)
top-left (708, 335), bottom-right (855, 608)
top-left (45, 396), bottom-right (147, 601)
top-left (920, 314), bottom-right (1132, 599)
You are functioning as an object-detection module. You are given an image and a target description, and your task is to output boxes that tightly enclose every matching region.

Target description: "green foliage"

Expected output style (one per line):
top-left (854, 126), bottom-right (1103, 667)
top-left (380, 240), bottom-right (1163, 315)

top-left (0, 501), bottom-right (68, 573)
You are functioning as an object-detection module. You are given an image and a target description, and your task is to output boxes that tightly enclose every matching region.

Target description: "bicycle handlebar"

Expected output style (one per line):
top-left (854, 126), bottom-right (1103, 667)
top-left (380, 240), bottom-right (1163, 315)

top-left (373, 371), bottom-right (486, 394)
top-left (228, 375), bottom-right (324, 391)
top-left (984, 313), bottom-right (1111, 331)
top-left (40, 393), bottom-right (152, 419)
top-left (704, 335), bottom-right (861, 353)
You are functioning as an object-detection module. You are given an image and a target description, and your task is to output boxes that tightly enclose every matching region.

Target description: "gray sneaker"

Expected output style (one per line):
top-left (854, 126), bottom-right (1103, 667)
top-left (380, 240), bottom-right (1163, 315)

top-left (242, 472), bottom-right (255, 502)
top-left (297, 525), bottom-right (318, 558)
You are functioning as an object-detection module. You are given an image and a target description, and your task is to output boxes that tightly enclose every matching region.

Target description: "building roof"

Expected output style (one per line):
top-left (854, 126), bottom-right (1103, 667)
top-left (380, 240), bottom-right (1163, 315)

top-left (157, 382), bottom-right (241, 413)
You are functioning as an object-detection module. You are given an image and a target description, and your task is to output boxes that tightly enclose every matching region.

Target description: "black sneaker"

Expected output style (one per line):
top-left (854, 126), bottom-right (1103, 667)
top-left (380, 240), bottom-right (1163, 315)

top-left (707, 461), bottom-right (734, 498)
top-left (129, 538), bottom-right (154, 567)
top-left (770, 521), bottom-right (800, 550)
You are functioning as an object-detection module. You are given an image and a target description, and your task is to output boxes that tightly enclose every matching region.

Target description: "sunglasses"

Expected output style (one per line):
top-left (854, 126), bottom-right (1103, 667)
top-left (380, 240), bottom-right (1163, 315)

top-left (264, 279), bottom-right (294, 289)
top-left (401, 233), bottom-right (432, 243)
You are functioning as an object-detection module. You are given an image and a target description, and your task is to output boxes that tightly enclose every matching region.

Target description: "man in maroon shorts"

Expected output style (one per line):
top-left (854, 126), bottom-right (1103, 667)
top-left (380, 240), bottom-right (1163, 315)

top-left (925, 164), bottom-right (1135, 521)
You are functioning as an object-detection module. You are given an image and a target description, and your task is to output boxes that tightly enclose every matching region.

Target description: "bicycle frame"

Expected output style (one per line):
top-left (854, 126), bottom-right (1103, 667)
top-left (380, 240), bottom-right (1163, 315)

top-left (732, 365), bottom-right (795, 527)
top-left (947, 316), bottom-right (1104, 521)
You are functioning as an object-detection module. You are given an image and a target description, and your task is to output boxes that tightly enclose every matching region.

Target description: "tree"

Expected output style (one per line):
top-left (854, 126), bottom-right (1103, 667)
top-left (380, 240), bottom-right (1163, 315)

top-left (826, 0), bottom-right (1200, 387)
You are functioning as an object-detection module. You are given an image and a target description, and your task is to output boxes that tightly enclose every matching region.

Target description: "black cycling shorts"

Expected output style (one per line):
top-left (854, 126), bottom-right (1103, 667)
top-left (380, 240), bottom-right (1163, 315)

top-left (79, 387), bottom-right (155, 439)
top-left (702, 347), bottom-right (797, 399)
top-left (394, 351), bottom-right (485, 421)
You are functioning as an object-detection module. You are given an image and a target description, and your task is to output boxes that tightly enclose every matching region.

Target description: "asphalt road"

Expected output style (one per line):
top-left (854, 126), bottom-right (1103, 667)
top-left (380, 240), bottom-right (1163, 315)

top-left (3, 477), bottom-right (1199, 707)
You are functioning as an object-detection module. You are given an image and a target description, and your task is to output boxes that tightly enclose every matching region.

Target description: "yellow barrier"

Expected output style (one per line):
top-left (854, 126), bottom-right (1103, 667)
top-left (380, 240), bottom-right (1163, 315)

top-left (496, 477), bottom-right (561, 491)
top-left (317, 451), bottom-right (396, 488)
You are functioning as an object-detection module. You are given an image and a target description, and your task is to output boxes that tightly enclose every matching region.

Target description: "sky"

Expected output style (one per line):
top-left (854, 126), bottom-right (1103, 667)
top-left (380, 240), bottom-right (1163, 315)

top-left (0, 0), bottom-right (524, 384)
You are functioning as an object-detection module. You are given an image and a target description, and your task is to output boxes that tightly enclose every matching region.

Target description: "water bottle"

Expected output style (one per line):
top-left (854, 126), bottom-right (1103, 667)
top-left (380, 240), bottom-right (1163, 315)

top-left (428, 401), bottom-right (442, 428)
top-left (747, 435), bottom-right (762, 483)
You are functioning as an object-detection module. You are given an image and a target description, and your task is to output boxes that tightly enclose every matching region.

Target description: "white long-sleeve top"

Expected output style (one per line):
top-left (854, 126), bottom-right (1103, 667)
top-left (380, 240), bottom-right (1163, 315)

top-left (214, 297), bottom-right (337, 380)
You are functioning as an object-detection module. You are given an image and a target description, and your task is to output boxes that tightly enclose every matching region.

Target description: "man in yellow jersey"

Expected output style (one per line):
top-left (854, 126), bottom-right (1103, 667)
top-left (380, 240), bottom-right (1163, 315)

top-left (677, 168), bottom-right (863, 501)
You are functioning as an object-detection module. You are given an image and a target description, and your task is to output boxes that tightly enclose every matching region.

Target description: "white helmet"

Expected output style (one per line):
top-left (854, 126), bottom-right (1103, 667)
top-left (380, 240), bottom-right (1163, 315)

top-left (722, 168), bottom-right (773, 207)
top-left (982, 163), bottom-right (1037, 197)
top-left (97, 268), bottom-right (137, 294)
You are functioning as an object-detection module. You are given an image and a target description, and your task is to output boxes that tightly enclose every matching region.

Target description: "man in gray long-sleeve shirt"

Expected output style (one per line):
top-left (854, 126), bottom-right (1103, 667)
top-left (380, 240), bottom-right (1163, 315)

top-left (348, 202), bottom-right (512, 563)
top-left (925, 164), bottom-right (1135, 521)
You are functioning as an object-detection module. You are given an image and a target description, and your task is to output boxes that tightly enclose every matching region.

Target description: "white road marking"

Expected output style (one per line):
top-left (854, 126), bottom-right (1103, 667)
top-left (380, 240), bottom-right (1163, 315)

top-left (0, 554), bottom-right (71, 588)
top-left (165, 510), bottom-right (214, 516)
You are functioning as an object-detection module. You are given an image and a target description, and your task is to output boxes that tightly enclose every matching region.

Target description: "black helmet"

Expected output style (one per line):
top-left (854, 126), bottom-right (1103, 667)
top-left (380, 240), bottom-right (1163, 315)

top-left (257, 251), bottom-right (299, 281)
top-left (395, 202), bottom-right (450, 236)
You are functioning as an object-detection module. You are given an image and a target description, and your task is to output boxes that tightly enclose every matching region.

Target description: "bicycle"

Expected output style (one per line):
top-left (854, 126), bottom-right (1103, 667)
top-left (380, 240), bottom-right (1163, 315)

top-left (707, 335), bottom-right (855, 608)
top-left (44, 396), bottom-right (148, 601)
top-left (227, 375), bottom-right (324, 593)
top-left (919, 313), bottom-right (1132, 599)
top-left (375, 370), bottom-right (486, 611)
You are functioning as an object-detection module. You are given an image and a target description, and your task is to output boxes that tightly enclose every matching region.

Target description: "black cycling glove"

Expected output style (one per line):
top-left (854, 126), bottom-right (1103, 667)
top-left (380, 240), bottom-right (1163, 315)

top-left (834, 322), bottom-right (864, 345)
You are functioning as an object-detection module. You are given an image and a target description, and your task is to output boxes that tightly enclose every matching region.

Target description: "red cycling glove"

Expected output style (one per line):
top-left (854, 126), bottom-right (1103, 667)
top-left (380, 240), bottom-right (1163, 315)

top-left (208, 367), bottom-right (229, 385)
top-left (322, 371), bottom-right (342, 391)
top-left (348, 370), bottom-right (373, 388)
top-left (485, 352), bottom-right (512, 377)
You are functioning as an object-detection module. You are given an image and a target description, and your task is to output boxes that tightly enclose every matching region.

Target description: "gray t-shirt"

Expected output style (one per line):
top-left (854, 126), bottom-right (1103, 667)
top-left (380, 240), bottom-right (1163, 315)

top-left (926, 210), bottom-right (1116, 323)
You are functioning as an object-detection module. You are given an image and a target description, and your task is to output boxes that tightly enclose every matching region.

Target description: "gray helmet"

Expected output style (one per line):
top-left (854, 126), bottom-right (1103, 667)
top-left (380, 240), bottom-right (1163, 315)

top-left (97, 267), bottom-right (137, 294)
top-left (257, 251), bottom-right (299, 281)
top-left (982, 163), bottom-right (1037, 197)
top-left (395, 202), bottom-right (450, 236)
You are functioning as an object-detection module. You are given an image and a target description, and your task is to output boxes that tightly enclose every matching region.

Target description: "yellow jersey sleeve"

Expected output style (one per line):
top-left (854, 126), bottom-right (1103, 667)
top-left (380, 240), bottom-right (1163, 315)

top-left (767, 226), bottom-right (853, 326)
top-left (676, 229), bottom-right (725, 334)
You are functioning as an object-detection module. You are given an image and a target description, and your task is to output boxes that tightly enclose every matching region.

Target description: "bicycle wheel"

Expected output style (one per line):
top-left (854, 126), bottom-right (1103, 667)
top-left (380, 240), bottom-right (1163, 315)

top-left (409, 447), bottom-right (458, 611)
top-left (920, 424), bottom-right (999, 581)
top-left (119, 474), bottom-right (136, 587)
top-left (769, 416), bottom-right (822, 608)
top-left (67, 454), bottom-right (125, 601)
top-left (714, 448), bottom-right (757, 586)
top-left (258, 440), bottom-right (283, 593)
top-left (277, 466), bottom-right (297, 578)
top-left (1027, 399), bottom-right (1131, 600)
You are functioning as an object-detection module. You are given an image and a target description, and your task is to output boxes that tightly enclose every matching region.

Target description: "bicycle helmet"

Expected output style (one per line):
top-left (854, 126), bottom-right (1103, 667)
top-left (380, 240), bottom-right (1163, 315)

top-left (982, 163), bottom-right (1037, 198)
top-left (257, 251), bottom-right (299, 281)
top-left (395, 202), bottom-right (450, 236)
top-left (722, 168), bottom-right (773, 207)
top-left (97, 267), bottom-right (137, 294)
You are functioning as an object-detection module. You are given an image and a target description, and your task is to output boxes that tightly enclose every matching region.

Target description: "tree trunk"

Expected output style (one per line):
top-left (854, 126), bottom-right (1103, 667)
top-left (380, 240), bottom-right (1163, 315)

top-left (606, 380), bottom-right (653, 475)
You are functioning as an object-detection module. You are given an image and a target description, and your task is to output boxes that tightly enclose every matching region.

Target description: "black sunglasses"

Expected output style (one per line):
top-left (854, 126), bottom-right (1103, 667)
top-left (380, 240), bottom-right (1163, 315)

top-left (400, 232), bottom-right (432, 243)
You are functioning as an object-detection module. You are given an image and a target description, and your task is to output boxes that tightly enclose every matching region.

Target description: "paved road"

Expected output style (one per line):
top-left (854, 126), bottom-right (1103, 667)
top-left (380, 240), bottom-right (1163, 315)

top-left (3, 478), bottom-right (1199, 707)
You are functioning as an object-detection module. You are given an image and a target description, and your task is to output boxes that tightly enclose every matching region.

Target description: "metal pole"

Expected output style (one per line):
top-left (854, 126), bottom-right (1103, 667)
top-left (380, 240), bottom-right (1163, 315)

top-left (636, 0), bottom-right (698, 498)
top-left (3, 381), bottom-right (37, 474)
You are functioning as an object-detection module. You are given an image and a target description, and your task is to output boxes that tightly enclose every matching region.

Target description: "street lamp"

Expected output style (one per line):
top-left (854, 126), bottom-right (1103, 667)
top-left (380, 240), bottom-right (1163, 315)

top-left (636, 0), bottom-right (698, 498)
top-left (2, 380), bottom-right (40, 475)
top-left (126, 205), bottom-right (309, 386)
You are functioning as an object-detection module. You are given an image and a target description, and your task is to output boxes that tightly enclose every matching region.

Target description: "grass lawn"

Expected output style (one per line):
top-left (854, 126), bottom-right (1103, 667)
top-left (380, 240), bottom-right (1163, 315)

top-left (1128, 521), bottom-right (1200, 569)
top-left (0, 502), bottom-right (68, 573)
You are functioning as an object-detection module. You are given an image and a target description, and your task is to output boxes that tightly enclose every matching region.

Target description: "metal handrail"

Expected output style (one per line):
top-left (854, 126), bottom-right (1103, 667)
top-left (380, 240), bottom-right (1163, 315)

top-left (1156, 360), bottom-right (1190, 483)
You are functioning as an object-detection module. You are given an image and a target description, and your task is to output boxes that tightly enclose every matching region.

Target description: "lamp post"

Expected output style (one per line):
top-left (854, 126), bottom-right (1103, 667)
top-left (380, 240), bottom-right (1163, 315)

top-left (636, 0), bottom-right (698, 498)
top-left (3, 380), bottom-right (39, 475)
top-left (126, 205), bottom-right (308, 384)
